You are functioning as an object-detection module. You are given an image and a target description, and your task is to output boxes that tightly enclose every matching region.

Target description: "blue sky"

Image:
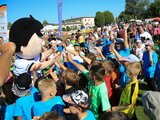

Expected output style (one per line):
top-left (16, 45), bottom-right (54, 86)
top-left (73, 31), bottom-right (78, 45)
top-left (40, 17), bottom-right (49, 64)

top-left (0, 0), bottom-right (125, 23)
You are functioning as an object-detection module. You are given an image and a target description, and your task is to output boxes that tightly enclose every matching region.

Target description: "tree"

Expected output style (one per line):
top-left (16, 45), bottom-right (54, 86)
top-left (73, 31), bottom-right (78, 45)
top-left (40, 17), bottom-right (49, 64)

top-left (95, 11), bottom-right (105, 27)
top-left (8, 22), bottom-right (12, 30)
top-left (145, 0), bottom-right (160, 18)
top-left (62, 27), bottom-right (66, 31)
top-left (43, 20), bottom-right (48, 26)
top-left (125, 0), bottom-right (150, 19)
top-left (66, 26), bottom-right (71, 31)
top-left (103, 11), bottom-right (115, 25)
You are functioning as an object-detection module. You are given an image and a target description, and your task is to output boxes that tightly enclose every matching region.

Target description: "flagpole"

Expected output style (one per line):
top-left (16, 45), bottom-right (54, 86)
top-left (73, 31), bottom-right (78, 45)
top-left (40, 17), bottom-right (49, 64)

top-left (57, 0), bottom-right (63, 38)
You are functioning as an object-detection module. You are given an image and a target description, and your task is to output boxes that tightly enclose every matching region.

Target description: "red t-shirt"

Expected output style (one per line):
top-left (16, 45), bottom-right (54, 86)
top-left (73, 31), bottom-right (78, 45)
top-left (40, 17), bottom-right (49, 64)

top-left (104, 74), bottom-right (113, 99)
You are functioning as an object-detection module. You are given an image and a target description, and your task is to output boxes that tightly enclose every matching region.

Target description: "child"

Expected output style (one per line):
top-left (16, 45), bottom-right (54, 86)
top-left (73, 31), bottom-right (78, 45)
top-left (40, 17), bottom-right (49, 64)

top-left (112, 62), bottom-right (141, 119)
top-left (61, 68), bottom-right (79, 95)
top-left (142, 40), bottom-right (158, 90)
top-left (32, 78), bottom-right (65, 118)
top-left (63, 90), bottom-right (96, 120)
top-left (13, 73), bottom-right (40, 120)
top-left (100, 111), bottom-right (129, 120)
top-left (102, 61), bottom-right (120, 106)
top-left (67, 54), bottom-right (111, 120)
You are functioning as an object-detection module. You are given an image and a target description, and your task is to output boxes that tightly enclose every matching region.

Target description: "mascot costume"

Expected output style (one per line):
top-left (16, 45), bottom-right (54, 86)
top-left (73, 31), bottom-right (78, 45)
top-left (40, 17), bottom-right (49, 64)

top-left (9, 15), bottom-right (58, 76)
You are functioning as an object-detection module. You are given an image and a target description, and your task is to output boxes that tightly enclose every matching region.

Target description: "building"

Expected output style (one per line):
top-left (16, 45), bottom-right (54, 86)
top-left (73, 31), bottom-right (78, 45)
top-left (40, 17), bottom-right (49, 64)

top-left (42, 17), bottom-right (95, 33)
top-left (64, 17), bottom-right (95, 29)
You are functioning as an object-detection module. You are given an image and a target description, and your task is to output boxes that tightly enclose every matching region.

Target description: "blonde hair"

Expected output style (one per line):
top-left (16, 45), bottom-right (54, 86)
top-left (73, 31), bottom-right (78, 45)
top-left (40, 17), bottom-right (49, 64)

top-left (62, 69), bottom-right (79, 86)
top-left (102, 61), bottom-right (115, 75)
top-left (38, 79), bottom-right (56, 96)
top-left (125, 62), bottom-right (141, 76)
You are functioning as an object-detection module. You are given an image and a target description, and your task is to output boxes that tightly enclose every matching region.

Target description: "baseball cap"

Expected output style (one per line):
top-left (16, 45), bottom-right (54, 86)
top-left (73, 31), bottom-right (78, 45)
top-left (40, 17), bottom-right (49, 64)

top-left (116, 38), bottom-right (124, 44)
top-left (63, 90), bottom-right (90, 109)
top-left (106, 40), bottom-right (113, 45)
top-left (12, 73), bottom-right (32, 97)
top-left (74, 43), bottom-right (80, 47)
top-left (121, 54), bottom-right (140, 62)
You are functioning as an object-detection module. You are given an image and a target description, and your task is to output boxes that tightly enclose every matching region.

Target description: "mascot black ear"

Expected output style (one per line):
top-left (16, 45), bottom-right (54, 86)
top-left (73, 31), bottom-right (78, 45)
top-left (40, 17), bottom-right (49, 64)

top-left (9, 15), bottom-right (43, 52)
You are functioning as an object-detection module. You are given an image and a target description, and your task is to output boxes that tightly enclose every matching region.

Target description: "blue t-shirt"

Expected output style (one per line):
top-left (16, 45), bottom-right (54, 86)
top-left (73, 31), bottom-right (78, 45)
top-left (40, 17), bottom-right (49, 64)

top-left (156, 62), bottom-right (160, 91)
top-left (117, 47), bottom-right (130, 57)
top-left (119, 71), bottom-right (131, 88)
top-left (32, 96), bottom-right (65, 117)
top-left (13, 87), bottom-right (40, 120)
top-left (5, 104), bottom-right (15, 120)
top-left (142, 51), bottom-right (158, 78)
top-left (83, 110), bottom-right (96, 120)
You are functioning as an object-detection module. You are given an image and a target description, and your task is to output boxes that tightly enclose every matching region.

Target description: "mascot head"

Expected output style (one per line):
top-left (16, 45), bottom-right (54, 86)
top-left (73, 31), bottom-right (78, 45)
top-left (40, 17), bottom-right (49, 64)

top-left (9, 15), bottom-right (43, 59)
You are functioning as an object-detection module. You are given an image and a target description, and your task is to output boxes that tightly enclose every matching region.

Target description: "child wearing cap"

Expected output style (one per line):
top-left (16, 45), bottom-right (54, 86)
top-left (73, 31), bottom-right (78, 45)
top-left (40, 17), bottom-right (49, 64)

top-left (111, 62), bottom-right (141, 119)
top-left (32, 78), bottom-right (65, 118)
top-left (67, 54), bottom-right (111, 120)
top-left (13, 73), bottom-right (40, 120)
top-left (142, 40), bottom-right (158, 90)
top-left (63, 90), bottom-right (96, 120)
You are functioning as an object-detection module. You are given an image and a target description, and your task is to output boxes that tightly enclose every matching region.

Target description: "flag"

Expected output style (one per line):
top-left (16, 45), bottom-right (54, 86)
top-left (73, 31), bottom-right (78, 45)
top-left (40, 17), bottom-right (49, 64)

top-left (57, 0), bottom-right (63, 38)
top-left (0, 4), bottom-right (8, 42)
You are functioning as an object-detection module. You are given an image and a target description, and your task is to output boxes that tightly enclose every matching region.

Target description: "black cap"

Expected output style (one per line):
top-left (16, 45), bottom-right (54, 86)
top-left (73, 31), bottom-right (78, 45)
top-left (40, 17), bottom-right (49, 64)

top-left (12, 73), bottom-right (32, 97)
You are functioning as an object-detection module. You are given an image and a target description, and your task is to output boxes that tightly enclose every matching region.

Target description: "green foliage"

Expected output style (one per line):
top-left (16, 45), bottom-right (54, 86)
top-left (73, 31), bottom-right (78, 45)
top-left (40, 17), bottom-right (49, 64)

top-left (145, 0), bottom-right (160, 18)
top-left (62, 27), bottom-right (66, 31)
top-left (43, 20), bottom-right (48, 26)
top-left (66, 26), bottom-right (71, 31)
top-left (95, 11), bottom-right (105, 27)
top-left (103, 10), bottom-right (115, 25)
top-left (119, 0), bottom-right (150, 21)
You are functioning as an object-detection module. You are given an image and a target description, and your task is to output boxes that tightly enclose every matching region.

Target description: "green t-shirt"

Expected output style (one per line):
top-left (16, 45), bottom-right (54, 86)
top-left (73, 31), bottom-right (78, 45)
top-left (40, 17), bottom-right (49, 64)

top-left (83, 70), bottom-right (111, 119)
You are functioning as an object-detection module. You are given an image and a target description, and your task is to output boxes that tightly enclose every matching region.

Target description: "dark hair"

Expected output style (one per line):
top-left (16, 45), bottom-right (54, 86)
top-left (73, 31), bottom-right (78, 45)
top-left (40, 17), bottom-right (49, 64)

top-left (90, 60), bottom-right (105, 81)
top-left (0, 36), bottom-right (3, 39)
top-left (100, 111), bottom-right (129, 120)
top-left (40, 112), bottom-right (64, 120)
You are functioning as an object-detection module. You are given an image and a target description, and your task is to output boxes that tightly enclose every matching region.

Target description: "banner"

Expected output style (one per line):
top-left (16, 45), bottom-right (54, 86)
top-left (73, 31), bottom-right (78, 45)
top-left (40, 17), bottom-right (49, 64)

top-left (57, 0), bottom-right (62, 38)
top-left (0, 4), bottom-right (8, 42)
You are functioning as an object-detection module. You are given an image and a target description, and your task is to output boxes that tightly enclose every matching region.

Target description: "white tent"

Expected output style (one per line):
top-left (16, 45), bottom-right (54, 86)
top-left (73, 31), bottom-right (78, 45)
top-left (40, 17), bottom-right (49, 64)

top-left (42, 25), bottom-right (56, 31)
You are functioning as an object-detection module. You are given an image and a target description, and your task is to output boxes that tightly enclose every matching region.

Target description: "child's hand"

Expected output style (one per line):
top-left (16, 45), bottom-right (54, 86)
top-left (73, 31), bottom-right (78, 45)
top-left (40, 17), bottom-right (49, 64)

top-left (32, 116), bottom-right (40, 120)
top-left (94, 47), bottom-right (102, 54)
top-left (0, 42), bottom-right (16, 54)
top-left (31, 63), bottom-right (42, 71)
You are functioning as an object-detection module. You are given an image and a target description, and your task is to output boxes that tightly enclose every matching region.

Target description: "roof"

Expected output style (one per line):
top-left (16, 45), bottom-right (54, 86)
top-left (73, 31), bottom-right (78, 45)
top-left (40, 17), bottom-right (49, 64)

top-left (64, 16), bottom-right (94, 21)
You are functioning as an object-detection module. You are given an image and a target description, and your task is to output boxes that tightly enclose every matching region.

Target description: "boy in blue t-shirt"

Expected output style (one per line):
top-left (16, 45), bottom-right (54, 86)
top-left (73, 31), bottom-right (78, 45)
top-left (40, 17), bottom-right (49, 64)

top-left (12, 73), bottom-right (41, 120)
top-left (32, 78), bottom-right (65, 118)
top-left (142, 41), bottom-right (158, 90)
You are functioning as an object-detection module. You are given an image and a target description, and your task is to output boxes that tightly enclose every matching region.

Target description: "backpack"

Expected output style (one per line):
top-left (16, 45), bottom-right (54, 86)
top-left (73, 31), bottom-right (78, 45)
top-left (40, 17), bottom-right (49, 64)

top-left (142, 91), bottom-right (160, 120)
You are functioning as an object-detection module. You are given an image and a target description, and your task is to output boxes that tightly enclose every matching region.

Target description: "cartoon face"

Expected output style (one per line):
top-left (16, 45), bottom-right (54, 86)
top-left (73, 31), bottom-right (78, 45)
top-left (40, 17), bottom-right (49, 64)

top-left (21, 33), bottom-right (43, 58)
top-left (9, 16), bottom-right (44, 59)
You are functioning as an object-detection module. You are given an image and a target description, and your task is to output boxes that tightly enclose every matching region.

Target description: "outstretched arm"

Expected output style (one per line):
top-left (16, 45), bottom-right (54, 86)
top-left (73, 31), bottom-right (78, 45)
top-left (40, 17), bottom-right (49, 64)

top-left (0, 42), bottom-right (15, 87)
top-left (124, 24), bottom-right (129, 49)
top-left (67, 53), bottom-right (86, 73)
top-left (30, 52), bottom-right (60, 71)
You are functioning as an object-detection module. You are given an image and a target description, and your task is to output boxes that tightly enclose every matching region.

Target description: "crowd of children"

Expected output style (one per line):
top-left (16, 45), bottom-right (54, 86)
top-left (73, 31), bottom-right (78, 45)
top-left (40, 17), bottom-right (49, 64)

top-left (0, 21), bottom-right (160, 120)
